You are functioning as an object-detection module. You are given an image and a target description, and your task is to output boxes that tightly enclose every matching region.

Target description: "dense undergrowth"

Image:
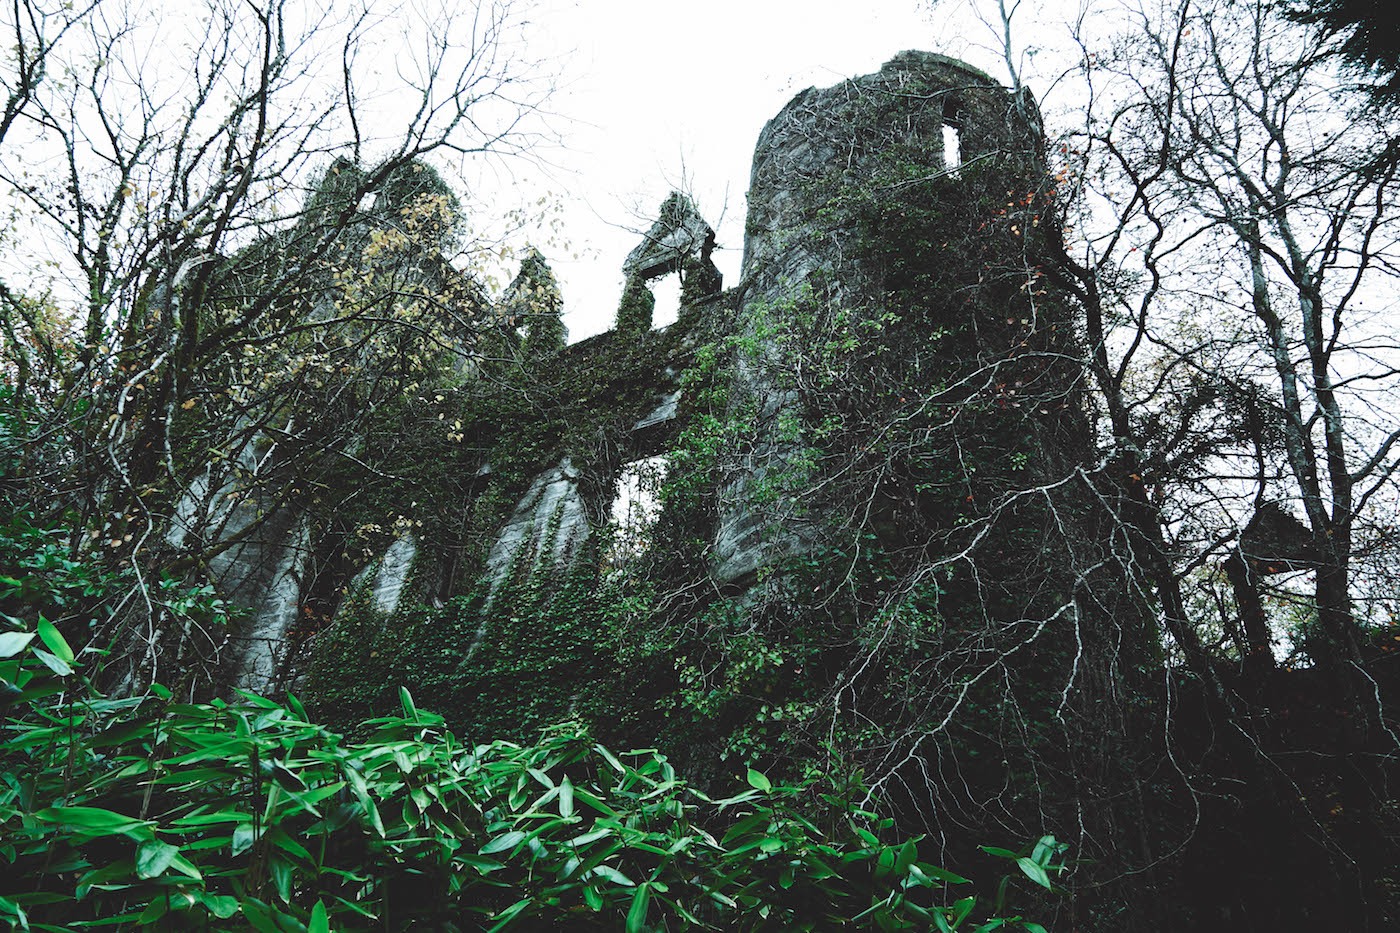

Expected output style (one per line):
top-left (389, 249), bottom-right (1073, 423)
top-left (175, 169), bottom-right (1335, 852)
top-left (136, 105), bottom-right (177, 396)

top-left (0, 514), bottom-right (1060, 931)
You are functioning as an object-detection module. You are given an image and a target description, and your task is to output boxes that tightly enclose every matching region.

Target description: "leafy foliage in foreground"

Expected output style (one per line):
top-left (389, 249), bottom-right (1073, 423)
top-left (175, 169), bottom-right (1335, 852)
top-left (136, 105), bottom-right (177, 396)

top-left (0, 681), bottom-right (1059, 932)
top-left (0, 512), bottom-right (1059, 932)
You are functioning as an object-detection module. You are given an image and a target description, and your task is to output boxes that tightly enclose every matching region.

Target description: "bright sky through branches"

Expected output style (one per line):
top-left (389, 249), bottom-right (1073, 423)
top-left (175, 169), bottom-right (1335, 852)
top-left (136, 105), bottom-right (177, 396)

top-left (497, 0), bottom-right (1017, 341)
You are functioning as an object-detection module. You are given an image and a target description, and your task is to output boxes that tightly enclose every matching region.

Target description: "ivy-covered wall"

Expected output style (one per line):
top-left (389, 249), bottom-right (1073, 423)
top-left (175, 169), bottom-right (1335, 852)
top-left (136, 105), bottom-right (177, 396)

top-left (260, 52), bottom-right (1167, 920)
top-left (297, 272), bottom-right (721, 738)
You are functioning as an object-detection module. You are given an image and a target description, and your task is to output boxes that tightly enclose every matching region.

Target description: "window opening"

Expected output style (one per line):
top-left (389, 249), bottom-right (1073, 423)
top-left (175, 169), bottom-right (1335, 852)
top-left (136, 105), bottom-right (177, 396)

top-left (605, 455), bottom-right (668, 565)
top-left (942, 98), bottom-right (964, 171)
top-left (942, 123), bottom-right (962, 170)
top-left (651, 275), bottom-right (681, 329)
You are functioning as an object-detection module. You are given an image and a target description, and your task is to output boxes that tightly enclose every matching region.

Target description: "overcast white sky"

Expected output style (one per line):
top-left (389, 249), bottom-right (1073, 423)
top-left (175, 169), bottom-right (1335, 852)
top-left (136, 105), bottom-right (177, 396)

top-left (3, 0), bottom-right (1072, 343)
top-left (489, 0), bottom-right (1030, 341)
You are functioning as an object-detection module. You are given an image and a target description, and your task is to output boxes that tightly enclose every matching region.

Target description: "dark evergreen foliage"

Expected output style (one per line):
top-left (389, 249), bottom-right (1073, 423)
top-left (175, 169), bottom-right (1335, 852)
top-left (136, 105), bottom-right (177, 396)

top-left (1290, 0), bottom-right (1400, 105)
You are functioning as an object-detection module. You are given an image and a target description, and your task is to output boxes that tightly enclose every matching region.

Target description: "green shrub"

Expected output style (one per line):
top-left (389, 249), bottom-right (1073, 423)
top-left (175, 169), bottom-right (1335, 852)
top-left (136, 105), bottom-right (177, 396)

top-left (0, 517), bottom-right (1061, 931)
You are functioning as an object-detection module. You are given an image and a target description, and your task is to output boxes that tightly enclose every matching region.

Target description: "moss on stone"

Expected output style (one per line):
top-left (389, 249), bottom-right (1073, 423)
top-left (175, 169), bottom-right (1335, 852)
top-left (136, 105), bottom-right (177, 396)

top-left (615, 275), bottom-right (655, 333)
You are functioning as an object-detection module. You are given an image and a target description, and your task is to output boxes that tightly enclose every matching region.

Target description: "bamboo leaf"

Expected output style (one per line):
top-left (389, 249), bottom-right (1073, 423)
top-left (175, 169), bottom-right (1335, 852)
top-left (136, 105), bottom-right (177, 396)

top-left (36, 806), bottom-right (153, 839)
top-left (626, 883), bottom-right (651, 933)
top-left (0, 631), bottom-right (34, 658)
top-left (135, 840), bottom-right (179, 879)
top-left (36, 617), bottom-right (74, 665)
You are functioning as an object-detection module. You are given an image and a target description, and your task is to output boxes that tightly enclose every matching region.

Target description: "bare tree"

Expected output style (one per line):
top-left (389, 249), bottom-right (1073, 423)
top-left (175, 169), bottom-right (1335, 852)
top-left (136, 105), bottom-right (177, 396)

top-left (0, 0), bottom-right (552, 687)
top-left (982, 0), bottom-right (1400, 690)
top-left (906, 1), bottom-right (1400, 920)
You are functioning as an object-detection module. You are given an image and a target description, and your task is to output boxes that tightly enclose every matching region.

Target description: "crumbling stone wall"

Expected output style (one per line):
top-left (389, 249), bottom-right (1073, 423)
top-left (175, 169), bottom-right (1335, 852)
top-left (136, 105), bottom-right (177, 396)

top-left (714, 51), bottom-right (1049, 584)
top-left (225, 52), bottom-right (1103, 720)
top-left (222, 54), bottom-right (1144, 821)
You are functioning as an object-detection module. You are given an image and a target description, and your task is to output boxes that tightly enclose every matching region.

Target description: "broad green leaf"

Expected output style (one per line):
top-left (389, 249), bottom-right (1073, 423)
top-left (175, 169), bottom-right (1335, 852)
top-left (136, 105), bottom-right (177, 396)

top-left (746, 768), bottom-right (772, 792)
top-left (264, 759), bottom-right (309, 792)
top-left (270, 857), bottom-right (294, 903)
top-left (722, 813), bottom-right (770, 844)
top-left (31, 648), bottom-right (72, 677)
top-left (137, 896), bottom-right (169, 925)
top-left (593, 743), bottom-right (626, 773)
top-left (915, 864), bottom-right (972, 885)
top-left (566, 827), bottom-right (614, 849)
top-left (625, 883), bottom-right (651, 933)
top-left (242, 899), bottom-right (295, 933)
top-left (0, 631), bottom-right (34, 658)
top-left (591, 864), bottom-right (636, 887)
top-left (485, 897), bottom-right (532, 933)
top-left (480, 830), bottom-right (527, 855)
top-left (1016, 856), bottom-right (1052, 890)
top-left (309, 900), bottom-right (329, 933)
top-left (559, 775), bottom-right (575, 818)
top-left (168, 850), bottom-right (204, 881)
top-left (173, 811), bottom-right (250, 828)
top-left (269, 827), bottom-right (312, 862)
top-left (895, 838), bottom-right (918, 874)
top-left (232, 823), bottom-right (256, 857)
top-left (949, 896), bottom-right (976, 926)
top-left (875, 845), bottom-right (899, 881)
top-left (285, 693), bottom-right (309, 721)
top-left (330, 895), bottom-right (376, 920)
top-left (75, 861), bottom-right (138, 899)
top-left (410, 785), bottom-right (431, 813)
top-left (36, 806), bottom-right (153, 839)
top-left (570, 786), bottom-right (619, 817)
top-left (135, 840), bottom-right (179, 879)
top-left (456, 852), bottom-right (505, 874)
top-left (36, 617), bottom-right (74, 665)
top-left (0, 895), bottom-right (27, 930)
top-left (198, 893), bottom-right (239, 919)
top-left (165, 738), bottom-right (252, 764)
